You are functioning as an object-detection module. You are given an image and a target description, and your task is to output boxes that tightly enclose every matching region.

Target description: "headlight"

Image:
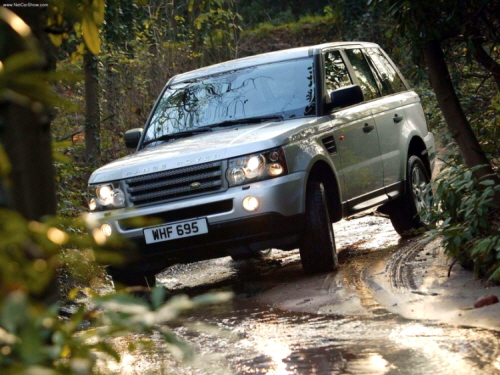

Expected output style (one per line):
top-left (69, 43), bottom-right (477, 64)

top-left (88, 182), bottom-right (126, 211)
top-left (226, 148), bottom-right (288, 187)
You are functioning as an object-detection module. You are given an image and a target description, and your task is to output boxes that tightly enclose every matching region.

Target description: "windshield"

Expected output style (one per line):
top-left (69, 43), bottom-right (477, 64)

top-left (143, 58), bottom-right (315, 145)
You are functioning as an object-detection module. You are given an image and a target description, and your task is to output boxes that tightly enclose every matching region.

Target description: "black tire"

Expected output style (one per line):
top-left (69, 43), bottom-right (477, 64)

top-left (107, 265), bottom-right (158, 289)
top-left (388, 155), bottom-right (431, 236)
top-left (299, 181), bottom-right (338, 274)
top-left (230, 248), bottom-right (272, 261)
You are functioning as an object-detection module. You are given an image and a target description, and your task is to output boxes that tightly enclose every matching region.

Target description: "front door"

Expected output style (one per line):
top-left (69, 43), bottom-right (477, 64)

top-left (323, 49), bottom-right (384, 204)
top-left (332, 107), bottom-right (384, 202)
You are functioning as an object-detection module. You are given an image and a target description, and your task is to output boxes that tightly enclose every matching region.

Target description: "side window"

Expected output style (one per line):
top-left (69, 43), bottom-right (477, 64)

top-left (324, 51), bottom-right (352, 92)
top-left (366, 48), bottom-right (407, 94)
top-left (345, 49), bottom-right (380, 101)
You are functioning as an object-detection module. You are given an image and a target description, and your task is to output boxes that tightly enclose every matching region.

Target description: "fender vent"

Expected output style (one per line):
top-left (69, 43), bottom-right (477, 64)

top-left (322, 136), bottom-right (337, 154)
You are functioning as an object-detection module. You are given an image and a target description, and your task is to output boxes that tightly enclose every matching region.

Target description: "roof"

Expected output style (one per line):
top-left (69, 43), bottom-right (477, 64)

top-left (169, 41), bottom-right (380, 84)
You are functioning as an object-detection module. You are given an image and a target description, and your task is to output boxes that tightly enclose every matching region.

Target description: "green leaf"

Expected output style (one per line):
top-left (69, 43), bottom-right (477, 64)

top-left (82, 16), bottom-right (100, 54)
top-left (48, 33), bottom-right (63, 48)
top-left (92, 0), bottom-right (105, 25)
top-left (1, 291), bottom-right (28, 333)
top-left (191, 291), bottom-right (233, 306)
top-left (479, 179), bottom-right (495, 186)
top-left (151, 286), bottom-right (167, 310)
top-left (93, 342), bottom-right (121, 361)
top-left (1, 51), bottom-right (43, 74)
top-left (94, 292), bottom-right (149, 314)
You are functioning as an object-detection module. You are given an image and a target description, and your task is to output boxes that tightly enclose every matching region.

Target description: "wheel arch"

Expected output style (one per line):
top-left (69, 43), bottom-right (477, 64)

top-left (407, 136), bottom-right (432, 179)
top-left (306, 159), bottom-right (342, 223)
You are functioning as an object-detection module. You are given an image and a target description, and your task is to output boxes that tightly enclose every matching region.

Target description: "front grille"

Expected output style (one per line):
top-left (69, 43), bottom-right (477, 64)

top-left (118, 199), bottom-right (233, 231)
top-left (125, 161), bottom-right (225, 206)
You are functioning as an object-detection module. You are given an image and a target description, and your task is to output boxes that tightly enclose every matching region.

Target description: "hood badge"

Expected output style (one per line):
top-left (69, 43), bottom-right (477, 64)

top-left (190, 182), bottom-right (201, 190)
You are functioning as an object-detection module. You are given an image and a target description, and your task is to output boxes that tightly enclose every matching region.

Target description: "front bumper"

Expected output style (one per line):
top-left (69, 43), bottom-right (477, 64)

top-left (86, 172), bottom-right (307, 261)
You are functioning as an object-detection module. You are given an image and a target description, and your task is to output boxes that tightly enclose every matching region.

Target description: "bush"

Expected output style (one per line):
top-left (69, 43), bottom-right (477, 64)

top-left (0, 209), bottom-right (232, 374)
top-left (423, 161), bottom-right (500, 280)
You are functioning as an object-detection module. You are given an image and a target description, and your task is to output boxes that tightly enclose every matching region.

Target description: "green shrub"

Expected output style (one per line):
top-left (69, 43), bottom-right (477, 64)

top-left (423, 161), bottom-right (500, 280)
top-left (0, 209), bottom-right (232, 374)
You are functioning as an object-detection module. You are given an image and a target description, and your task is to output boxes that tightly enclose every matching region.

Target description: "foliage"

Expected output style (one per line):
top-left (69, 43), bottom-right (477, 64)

top-left (46, 0), bottom-right (106, 54)
top-left (423, 161), bottom-right (500, 280)
top-left (0, 208), bottom-right (233, 374)
top-left (423, 96), bottom-right (500, 280)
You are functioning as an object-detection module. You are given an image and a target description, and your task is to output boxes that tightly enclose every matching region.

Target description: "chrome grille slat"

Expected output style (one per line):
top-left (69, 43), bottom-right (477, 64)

top-left (129, 180), bottom-right (222, 203)
top-left (125, 161), bottom-right (222, 184)
top-left (127, 170), bottom-right (222, 193)
top-left (125, 161), bottom-right (225, 206)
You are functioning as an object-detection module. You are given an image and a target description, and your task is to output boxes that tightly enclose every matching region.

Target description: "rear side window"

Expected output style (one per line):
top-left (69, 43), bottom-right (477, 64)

top-left (324, 51), bottom-right (352, 92)
top-left (366, 48), bottom-right (407, 95)
top-left (345, 49), bottom-right (380, 101)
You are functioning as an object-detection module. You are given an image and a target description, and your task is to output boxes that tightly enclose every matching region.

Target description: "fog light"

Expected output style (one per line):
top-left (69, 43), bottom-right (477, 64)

top-left (242, 196), bottom-right (259, 212)
top-left (267, 163), bottom-right (283, 176)
top-left (101, 223), bottom-right (112, 237)
top-left (89, 198), bottom-right (97, 211)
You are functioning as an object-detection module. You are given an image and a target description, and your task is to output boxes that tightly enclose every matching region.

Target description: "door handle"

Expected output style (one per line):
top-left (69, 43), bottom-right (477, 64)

top-left (393, 114), bottom-right (403, 123)
top-left (363, 123), bottom-right (375, 133)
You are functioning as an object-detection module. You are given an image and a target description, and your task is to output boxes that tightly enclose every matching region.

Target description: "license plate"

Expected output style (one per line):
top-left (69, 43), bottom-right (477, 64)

top-left (143, 218), bottom-right (208, 244)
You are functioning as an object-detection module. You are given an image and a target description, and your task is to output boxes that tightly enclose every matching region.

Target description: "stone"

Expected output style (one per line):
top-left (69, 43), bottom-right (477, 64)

top-left (473, 294), bottom-right (499, 309)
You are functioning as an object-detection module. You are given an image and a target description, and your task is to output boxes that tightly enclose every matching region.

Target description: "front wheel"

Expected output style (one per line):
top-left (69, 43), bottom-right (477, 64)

top-left (299, 181), bottom-right (338, 274)
top-left (388, 155), bottom-right (431, 236)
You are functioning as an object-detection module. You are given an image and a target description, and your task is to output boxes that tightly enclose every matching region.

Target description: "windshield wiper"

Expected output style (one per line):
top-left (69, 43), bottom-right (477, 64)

top-left (142, 128), bottom-right (213, 146)
top-left (204, 115), bottom-right (284, 129)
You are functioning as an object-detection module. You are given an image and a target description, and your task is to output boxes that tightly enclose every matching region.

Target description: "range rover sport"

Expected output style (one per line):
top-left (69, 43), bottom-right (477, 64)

top-left (86, 42), bottom-right (435, 286)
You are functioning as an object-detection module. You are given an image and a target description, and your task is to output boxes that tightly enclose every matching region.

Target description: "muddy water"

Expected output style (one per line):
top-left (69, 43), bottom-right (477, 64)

top-left (124, 214), bottom-right (500, 374)
top-left (179, 300), bottom-right (500, 374)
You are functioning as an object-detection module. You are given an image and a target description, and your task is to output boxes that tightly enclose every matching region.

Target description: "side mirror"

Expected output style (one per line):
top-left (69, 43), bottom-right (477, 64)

top-left (124, 128), bottom-right (143, 149)
top-left (326, 85), bottom-right (364, 112)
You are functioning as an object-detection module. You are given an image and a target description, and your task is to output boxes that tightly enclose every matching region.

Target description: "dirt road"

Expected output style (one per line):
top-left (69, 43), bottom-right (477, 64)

top-left (102, 214), bottom-right (500, 374)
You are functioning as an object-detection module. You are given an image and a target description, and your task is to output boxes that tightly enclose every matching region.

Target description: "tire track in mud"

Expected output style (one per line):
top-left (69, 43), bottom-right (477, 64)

top-left (384, 238), bottom-right (423, 291)
top-left (337, 237), bottom-right (500, 372)
top-left (338, 240), bottom-right (401, 319)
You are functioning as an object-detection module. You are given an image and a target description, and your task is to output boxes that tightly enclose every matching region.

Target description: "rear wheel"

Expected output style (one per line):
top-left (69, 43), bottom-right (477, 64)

top-left (388, 155), bottom-right (431, 236)
top-left (299, 181), bottom-right (338, 274)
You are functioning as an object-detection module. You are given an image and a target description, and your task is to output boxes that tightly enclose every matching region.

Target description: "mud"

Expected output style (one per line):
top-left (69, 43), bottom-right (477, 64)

top-left (101, 213), bottom-right (500, 374)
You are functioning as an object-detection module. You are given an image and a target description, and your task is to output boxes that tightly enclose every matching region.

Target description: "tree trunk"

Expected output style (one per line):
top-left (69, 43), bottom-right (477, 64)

top-left (0, 8), bottom-right (57, 221)
top-left (84, 51), bottom-right (100, 165)
top-left (472, 41), bottom-right (500, 92)
top-left (423, 40), bottom-right (499, 197)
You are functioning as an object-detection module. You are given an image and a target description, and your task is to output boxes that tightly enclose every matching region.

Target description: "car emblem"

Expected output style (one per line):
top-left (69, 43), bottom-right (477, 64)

top-left (190, 182), bottom-right (201, 189)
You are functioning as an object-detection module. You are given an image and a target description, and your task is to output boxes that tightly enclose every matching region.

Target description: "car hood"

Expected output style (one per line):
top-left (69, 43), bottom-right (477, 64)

top-left (89, 117), bottom-right (321, 183)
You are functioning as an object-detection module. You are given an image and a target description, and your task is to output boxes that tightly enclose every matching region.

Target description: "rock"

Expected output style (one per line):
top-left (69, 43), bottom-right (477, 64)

top-left (473, 294), bottom-right (499, 309)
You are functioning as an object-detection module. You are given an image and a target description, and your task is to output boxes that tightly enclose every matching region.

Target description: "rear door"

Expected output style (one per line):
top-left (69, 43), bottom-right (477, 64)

top-left (360, 47), bottom-right (409, 197)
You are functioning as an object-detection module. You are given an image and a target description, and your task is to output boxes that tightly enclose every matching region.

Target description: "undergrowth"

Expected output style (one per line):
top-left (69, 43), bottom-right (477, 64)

top-left (423, 94), bottom-right (500, 281)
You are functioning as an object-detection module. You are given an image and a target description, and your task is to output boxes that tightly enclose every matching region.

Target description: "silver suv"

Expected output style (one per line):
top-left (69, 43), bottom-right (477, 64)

top-left (87, 42), bottom-right (435, 285)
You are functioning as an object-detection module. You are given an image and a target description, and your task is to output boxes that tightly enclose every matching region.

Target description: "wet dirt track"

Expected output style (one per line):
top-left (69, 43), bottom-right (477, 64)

top-left (109, 214), bottom-right (500, 374)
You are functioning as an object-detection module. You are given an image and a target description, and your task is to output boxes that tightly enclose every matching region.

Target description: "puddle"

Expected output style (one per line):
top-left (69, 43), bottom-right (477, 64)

top-left (174, 300), bottom-right (500, 375)
top-left (100, 214), bottom-right (500, 374)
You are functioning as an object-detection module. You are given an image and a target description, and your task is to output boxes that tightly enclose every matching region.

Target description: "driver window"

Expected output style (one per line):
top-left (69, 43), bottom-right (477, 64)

top-left (324, 51), bottom-right (352, 92)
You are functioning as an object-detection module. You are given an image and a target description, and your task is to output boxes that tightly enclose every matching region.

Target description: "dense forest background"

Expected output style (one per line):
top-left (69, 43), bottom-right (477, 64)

top-left (50, 0), bottom-right (500, 272)
top-left (0, 0), bottom-right (499, 373)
